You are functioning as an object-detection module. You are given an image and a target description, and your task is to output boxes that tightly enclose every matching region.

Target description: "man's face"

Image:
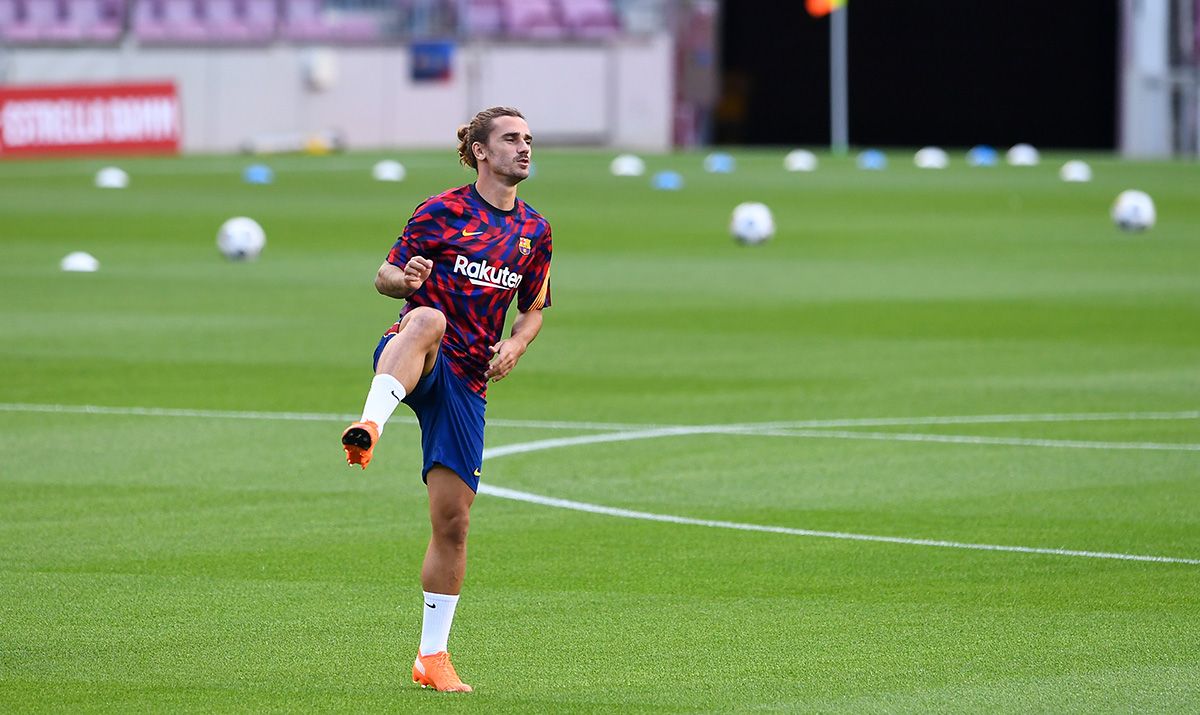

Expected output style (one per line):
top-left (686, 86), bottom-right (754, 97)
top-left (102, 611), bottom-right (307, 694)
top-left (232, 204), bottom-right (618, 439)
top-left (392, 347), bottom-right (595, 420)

top-left (475, 115), bottom-right (532, 184)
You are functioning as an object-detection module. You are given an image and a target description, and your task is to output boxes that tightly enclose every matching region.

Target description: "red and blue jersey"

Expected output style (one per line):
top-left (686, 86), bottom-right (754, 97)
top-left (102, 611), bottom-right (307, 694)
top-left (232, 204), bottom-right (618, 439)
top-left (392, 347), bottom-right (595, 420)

top-left (386, 183), bottom-right (552, 397)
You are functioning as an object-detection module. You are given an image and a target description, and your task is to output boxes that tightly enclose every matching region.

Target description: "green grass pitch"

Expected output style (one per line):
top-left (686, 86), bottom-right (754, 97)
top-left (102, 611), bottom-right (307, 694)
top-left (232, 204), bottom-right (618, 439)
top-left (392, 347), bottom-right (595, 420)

top-left (1, 147), bottom-right (1198, 712)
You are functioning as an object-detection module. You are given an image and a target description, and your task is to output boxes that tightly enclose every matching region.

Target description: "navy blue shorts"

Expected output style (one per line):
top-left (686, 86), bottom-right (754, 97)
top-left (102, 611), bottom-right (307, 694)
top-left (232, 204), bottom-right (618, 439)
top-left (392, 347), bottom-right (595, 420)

top-left (373, 331), bottom-right (486, 492)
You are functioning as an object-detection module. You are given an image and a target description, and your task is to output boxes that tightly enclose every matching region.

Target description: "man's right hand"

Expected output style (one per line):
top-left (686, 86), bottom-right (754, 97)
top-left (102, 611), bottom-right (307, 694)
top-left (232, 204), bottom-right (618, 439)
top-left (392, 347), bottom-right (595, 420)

top-left (375, 256), bottom-right (434, 298)
top-left (402, 256), bottom-right (434, 292)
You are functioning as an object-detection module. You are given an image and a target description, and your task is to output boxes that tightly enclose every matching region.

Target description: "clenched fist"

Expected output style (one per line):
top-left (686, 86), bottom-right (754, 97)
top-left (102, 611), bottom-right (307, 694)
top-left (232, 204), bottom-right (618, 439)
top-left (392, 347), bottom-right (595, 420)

top-left (402, 256), bottom-right (434, 292)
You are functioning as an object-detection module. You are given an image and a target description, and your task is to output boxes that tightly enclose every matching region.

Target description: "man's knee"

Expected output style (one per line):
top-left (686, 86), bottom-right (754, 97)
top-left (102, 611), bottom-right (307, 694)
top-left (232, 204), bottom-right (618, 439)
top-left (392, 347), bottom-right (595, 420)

top-left (402, 307), bottom-right (447, 343)
top-left (432, 508), bottom-right (470, 546)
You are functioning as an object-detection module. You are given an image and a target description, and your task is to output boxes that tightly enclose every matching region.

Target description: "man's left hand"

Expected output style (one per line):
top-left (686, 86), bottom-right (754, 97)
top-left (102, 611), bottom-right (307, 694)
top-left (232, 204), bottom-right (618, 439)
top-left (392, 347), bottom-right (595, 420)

top-left (485, 339), bottom-right (527, 383)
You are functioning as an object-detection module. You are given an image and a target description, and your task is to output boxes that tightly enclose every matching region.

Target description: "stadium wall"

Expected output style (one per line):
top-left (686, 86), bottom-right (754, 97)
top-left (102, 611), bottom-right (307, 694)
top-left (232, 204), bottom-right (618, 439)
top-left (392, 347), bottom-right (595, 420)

top-left (0, 36), bottom-right (672, 153)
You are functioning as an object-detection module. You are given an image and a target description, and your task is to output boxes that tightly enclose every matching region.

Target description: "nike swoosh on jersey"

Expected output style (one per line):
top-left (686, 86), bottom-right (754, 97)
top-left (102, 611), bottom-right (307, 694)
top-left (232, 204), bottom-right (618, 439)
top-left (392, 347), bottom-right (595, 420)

top-left (462, 230), bottom-right (484, 237)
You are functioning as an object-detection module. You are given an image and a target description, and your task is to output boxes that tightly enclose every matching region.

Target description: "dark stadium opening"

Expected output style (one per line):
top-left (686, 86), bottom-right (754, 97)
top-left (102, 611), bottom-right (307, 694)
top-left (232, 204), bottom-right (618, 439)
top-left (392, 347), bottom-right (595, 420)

top-left (716, 0), bottom-right (1118, 149)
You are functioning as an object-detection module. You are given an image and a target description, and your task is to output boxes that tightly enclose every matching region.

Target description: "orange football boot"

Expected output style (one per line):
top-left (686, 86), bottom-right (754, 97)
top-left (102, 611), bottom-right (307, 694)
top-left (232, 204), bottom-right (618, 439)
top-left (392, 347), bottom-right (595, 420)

top-left (413, 651), bottom-right (473, 693)
top-left (341, 421), bottom-right (380, 469)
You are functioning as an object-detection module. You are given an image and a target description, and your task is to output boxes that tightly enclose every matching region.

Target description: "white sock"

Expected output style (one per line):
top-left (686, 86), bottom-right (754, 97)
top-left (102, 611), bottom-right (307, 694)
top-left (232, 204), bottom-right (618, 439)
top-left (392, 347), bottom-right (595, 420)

top-left (360, 374), bottom-right (405, 435)
top-left (419, 591), bottom-right (460, 656)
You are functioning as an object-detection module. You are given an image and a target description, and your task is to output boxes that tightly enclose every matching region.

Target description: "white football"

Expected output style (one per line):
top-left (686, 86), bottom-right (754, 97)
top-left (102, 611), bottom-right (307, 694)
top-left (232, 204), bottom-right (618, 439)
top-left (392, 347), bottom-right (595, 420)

top-left (372, 160), bottom-right (406, 182)
top-left (1059, 160), bottom-right (1092, 183)
top-left (610, 154), bottom-right (645, 177)
top-left (730, 202), bottom-right (775, 245)
top-left (914, 147), bottom-right (948, 169)
top-left (217, 217), bottom-right (267, 260)
top-left (783, 149), bottom-right (817, 172)
top-left (94, 166), bottom-right (129, 189)
top-left (60, 251), bottom-right (100, 272)
top-left (1006, 143), bottom-right (1040, 166)
top-left (1110, 190), bottom-right (1156, 232)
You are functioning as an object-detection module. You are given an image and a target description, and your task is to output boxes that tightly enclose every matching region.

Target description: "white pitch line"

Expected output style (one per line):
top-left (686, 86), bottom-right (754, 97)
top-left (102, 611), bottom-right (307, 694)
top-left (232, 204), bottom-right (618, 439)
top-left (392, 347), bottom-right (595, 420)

top-left (477, 484), bottom-right (1200, 566)
top-left (482, 425), bottom-right (747, 459)
top-left (3, 401), bottom-right (1196, 565)
top-left (482, 425), bottom-right (1200, 456)
top-left (4, 402), bottom-right (1198, 453)
top-left (481, 432), bottom-right (1200, 566)
top-left (0, 402), bottom-right (656, 432)
top-left (748, 428), bottom-right (1200, 453)
top-left (735, 410), bottom-right (1200, 430)
top-left (2, 402), bottom-right (1198, 435)
top-left (0, 402), bottom-right (377, 424)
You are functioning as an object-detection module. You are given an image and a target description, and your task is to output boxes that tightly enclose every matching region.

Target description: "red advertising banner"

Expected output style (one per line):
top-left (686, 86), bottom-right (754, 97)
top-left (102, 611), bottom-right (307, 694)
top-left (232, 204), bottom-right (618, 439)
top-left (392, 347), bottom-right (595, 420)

top-left (0, 81), bottom-right (181, 158)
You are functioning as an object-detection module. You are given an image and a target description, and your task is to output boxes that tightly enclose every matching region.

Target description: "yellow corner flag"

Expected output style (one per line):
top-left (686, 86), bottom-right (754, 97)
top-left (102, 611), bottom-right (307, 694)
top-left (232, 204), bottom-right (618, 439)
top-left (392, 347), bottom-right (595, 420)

top-left (806, 0), bottom-right (846, 17)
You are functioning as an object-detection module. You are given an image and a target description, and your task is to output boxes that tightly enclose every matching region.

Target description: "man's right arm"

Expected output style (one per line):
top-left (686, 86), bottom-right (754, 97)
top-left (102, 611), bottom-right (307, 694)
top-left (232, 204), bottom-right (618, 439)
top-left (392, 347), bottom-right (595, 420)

top-left (375, 256), bottom-right (434, 299)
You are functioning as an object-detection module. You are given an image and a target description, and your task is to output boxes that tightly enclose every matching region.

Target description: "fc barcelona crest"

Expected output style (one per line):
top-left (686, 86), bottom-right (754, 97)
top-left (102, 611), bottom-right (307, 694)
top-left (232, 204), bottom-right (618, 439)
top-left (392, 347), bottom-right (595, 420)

top-left (518, 237), bottom-right (532, 256)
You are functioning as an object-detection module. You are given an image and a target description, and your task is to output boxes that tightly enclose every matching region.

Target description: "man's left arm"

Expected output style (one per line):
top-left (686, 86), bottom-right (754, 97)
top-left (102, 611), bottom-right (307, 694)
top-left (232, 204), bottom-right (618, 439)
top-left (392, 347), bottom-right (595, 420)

top-left (485, 309), bottom-right (543, 383)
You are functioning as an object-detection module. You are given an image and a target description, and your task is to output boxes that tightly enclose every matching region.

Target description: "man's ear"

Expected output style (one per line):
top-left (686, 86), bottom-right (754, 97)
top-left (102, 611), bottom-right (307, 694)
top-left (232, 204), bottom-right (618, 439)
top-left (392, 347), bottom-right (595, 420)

top-left (472, 141), bottom-right (487, 161)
